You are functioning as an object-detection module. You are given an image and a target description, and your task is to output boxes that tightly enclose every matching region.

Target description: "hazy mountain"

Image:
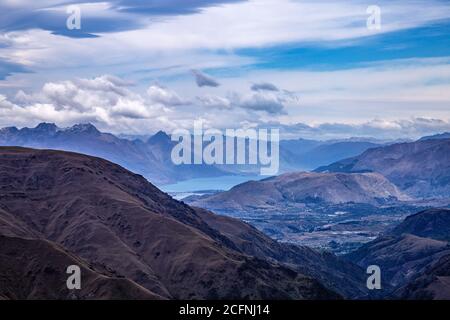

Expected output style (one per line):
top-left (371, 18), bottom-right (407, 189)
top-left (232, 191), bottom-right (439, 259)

top-left (0, 123), bottom-right (387, 186)
top-left (117, 133), bottom-right (152, 141)
top-left (346, 208), bottom-right (450, 299)
top-left (280, 138), bottom-right (322, 157)
top-left (190, 171), bottom-right (409, 213)
top-left (280, 139), bottom-right (381, 171)
top-left (281, 141), bottom-right (379, 170)
top-left (316, 138), bottom-right (450, 198)
top-left (0, 146), bottom-right (358, 300)
top-left (419, 132), bottom-right (450, 141)
top-left (0, 123), bottom-right (226, 185)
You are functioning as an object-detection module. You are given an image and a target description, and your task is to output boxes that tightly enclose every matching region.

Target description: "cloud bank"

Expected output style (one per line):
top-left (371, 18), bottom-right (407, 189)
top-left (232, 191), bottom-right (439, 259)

top-left (1, 74), bottom-right (448, 140)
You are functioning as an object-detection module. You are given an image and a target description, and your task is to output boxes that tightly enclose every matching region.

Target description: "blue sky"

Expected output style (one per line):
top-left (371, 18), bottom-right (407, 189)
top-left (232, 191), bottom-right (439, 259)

top-left (235, 22), bottom-right (450, 71)
top-left (0, 0), bottom-right (450, 139)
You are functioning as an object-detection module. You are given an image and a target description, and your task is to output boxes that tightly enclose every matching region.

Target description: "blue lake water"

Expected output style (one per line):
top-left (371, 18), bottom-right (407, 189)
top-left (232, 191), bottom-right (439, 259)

top-left (159, 175), bottom-right (266, 193)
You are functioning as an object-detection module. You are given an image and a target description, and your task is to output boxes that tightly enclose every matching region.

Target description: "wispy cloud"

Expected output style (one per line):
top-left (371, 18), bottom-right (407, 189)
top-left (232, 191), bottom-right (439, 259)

top-left (269, 118), bottom-right (450, 140)
top-left (147, 83), bottom-right (189, 106)
top-left (0, 0), bottom-right (244, 37)
top-left (251, 82), bottom-right (279, 92)
top-left (191, 69), bottom-right (220, 87)
top-left (196, 94), bottom-right (231, 109)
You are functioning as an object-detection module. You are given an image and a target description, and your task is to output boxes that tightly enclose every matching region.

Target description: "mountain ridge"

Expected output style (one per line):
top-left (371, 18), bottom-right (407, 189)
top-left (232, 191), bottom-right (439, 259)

top-left (0, 123), bottom-right (227, 185)
top-left (190, 171), bottom-right (410, 213)
top-left (316, 138), bottom-right (450, 198)
top-left (0, 146), bottom-right (357, 300)
top-left (0, 122), bottom-right (398, 184)
top-left (345, 208), bottom-right (450, 299)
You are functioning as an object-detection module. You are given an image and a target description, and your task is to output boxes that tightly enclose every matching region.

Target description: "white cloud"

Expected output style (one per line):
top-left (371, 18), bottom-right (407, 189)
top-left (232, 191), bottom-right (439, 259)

top-left (197, 94), bottom-right (231, 109)
top-left (147, 84), bottom-right (189, 106)
top-left (227, 86), bottom-right (300, 115)
top-left (1, 54), bottom-right (450, 136)
top-left (2, 0), bottom-right (450, 86)
top-left (199, 57), bottom-right (450, 125)
top-left (0, 75), bottom-right (171, 131)
top-left (273, 118), bottom-right (450, 140)
top-left (232, 91), bottom-right (286, 114)
top-left (0, 74), bottom-right (271, 133)
top-left (0, 94), bottom-right (16, 109)
top-left (107, 0), bottom-right (450, 50)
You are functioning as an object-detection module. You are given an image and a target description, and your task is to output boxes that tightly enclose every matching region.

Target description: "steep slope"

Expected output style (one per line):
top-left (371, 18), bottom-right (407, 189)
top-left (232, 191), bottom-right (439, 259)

top-left (316, 138), bottom-right (450, 198)
top-left (0, 147), bottom-right (340, 300)
top-left (191, 171), bottom-right (409, 213)
top-left (195, 208), bottom-right (371, 299)
top-left (393, 253), bottom-right (450, 300)
top-left (0, 235), bottom-right (161, 300)
top-left (390, 208), bottom-right (450, 241)
top-left (346, 208), bottom-right (450, 298)
top-left (346, 233), bottom-right (450, 287)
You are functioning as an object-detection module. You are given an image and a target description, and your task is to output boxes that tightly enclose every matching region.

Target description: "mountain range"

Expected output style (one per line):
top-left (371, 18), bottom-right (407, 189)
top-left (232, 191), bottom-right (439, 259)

top-left (0, 123), bottom-right (226, 185)
top-left (316, 137), bottom-right (450, 198)
top-left (1, 124), bottom-right (450, 300)
top-left (419, 132), bottom-right (450, 141)
top-left (189, 171), bottom-right (410, 213)
top-left (0, 144), bottom-right (449, 299)
top-left (186, 135), bottom-right (450, 253)
top-left (0, 146), bottom-right (374, 299)
top-left (194, 135), bottom-right (450, 215)
top-left (0, 123), bottom-right (387, 186)
top-left (280, 139), bottom-right (382, 171)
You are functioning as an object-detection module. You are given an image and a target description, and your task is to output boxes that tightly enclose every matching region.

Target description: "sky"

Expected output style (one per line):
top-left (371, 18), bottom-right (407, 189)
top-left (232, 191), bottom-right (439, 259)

top-left (0, 0), bottom-right (450, 139)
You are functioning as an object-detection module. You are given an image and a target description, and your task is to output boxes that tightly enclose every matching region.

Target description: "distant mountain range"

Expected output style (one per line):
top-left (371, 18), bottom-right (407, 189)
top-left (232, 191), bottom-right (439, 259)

top-left (0, 123), bottom-right (226, 185)
top-left (346, 208), bottom-right (450, 299)
top-left (0, 147), bottom-right (374, 299)
top-left (316, 137), bottom-right (450, 198)
top-left (186, 133), bottom-right (450, 210)
top-left (0, 123), bottom-right (390, 186)
top-left (280, 139), bottom-right (382, 171)
top-left (419, 132), bottom-right (450, 141)
top-left (187, 135), bottom-right (450, 253)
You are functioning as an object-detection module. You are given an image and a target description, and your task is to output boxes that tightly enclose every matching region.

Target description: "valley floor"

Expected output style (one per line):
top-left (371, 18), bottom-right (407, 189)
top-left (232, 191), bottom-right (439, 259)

top-left (184, 197), bottom-right (450, 255)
